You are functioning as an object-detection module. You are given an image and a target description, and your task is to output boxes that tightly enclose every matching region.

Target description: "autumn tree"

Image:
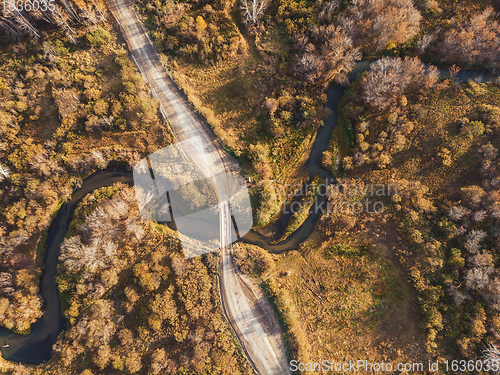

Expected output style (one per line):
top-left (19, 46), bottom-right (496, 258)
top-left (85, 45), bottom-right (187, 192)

top-left (362, 57), bottom-right (439, 110)
top-left (338, 0), bottom-right (421, 52)
top-left (439, 7), bottom-right (500, 68)
top-left (241, 0), bottom-right (269, 24)
top-left (1, 0), bottom-right (106, 42)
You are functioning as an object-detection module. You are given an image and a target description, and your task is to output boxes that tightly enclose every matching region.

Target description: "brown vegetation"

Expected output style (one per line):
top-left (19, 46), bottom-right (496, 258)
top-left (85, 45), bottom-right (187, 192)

top-left (3, 185), bottom-right (252, 374)
top-left (0, 26), bottom-right (171, 336)
top-left (55, 185), bottom-right (251, 374)
top-left (337, 62), bottom-right (500, 356)
top-left (437, 7), bottom-right (500, 68)
top-left (233, 237), bottom-right (429, 368)
top-left (338, 0), bottom-right (422, 52)
top-left (142, 0), bottom-right (243, 63)
top-left (1, 0), bottom-right (106, 43)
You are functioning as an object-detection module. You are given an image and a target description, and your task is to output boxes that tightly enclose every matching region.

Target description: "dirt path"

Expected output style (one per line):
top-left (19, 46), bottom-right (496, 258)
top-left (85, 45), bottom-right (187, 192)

top-left (106, 1), bottom-right (290, 373)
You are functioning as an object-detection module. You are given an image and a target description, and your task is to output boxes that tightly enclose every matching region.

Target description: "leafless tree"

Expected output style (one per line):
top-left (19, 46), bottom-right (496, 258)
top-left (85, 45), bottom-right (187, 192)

top-left (474, 210), bottom-right (488, 222)
top-left (319, 0), bottom-right (340, 21)
top-left (78, 206), bottom-right (117, 242)
top-left (448, 205), bottom-right (470, 221)
top-left (59, 236), bottom-right (117, 275)
top-left (417, 33), bottom-right (435, 54)
top-left (241, 0), bottom-right (269, 24)
top-left (465, 266), bottom-right (493, 290)
top-left (478, 143), bottom-right (498, 161)
top-left (124, 218), bottom-right (145, 243)
top-left (363, 57), bottom-right (439, 109)
top-left (0, 163), bottom-right (10, 182)
top-left (469, 251), bottom-right (494, 268)
top-left (0, 16), bottom-right (22, 40)
top-left (91, 150), bottom-right (108, 169)
top-left (465, 229), bottom-right (488, 253)
top-left (448, 283), bottom-right (468, 305)
top-left (483, 343), bottom-right (500, 373)
top-left (0, 272), bottom-right (13, 289)
top-left (339, 0), bottom-right (421, 51)
top-left (293, 53), bottom-right (324, 83)
top-left (440, 7), bottom-right (500, 68)
top-left (171, 256), bottom-right (187, 276)
top-left (2, 4), bottom-right (40, 39)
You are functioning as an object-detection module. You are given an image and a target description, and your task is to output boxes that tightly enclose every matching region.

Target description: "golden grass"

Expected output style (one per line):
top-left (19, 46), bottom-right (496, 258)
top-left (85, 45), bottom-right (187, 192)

top-left (234, 231), bottom-right (430, 370)
top-left (266, 237), bottom-right (429, 367)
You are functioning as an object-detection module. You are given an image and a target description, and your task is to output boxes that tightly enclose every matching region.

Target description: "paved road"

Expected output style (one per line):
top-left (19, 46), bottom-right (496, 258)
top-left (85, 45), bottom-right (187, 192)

top-left (107, 0), bottom-right (291, 373)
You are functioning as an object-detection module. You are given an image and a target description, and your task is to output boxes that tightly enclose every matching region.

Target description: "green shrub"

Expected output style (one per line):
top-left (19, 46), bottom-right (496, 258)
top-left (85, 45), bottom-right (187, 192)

top-left (86, 28), bottom-right (111, 47)
top-left (325, 242), bottom-right (361, 258)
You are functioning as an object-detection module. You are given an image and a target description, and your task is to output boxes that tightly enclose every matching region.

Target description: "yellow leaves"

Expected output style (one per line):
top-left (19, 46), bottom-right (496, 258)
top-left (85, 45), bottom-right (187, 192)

top-left (110, 100), bottom-right (123, 117)
top-left (125, 351), bottom-right (142, 374)
top-left (5, 199), bottom-right (26, 226)
top-left (67, 301), bottom-right (80, 325)
top-left (134, 262), bottom-right (161, 292)
top-left (53, 88), bottom-right (81, 118)
top-left (14, 100), bottom-right (28, 113)
top-left (470, 306), bottom-right (487, 338)
top-left (16, 269), bottom-right (36, 292)
top-left (125, 286), bottom-right (139, 304)
top-left (101, 269), bottom-right (118, 289)
top-left (196, 16), bottom-right (207, 32)
top-left (39, 186), bottom-right (59, 208)
top-left (173, 317), bottom-right (189, 343)
top-left (148, 313), bottom-right (162, 331)
top-left (94, 344), bottom-right (111, 369)
top-left (151, 288), bottom-right (177, 323)
top-left (0, 298), bottom-right (9, 317)
top-left (84, 87), bottom-right (102, 101)
top-left (93, 100), bottom-right (109, 116)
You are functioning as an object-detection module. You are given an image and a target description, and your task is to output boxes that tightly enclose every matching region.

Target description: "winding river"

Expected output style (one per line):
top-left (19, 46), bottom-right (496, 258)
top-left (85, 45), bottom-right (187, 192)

top-left (0, 61), bottom-right (497, 364)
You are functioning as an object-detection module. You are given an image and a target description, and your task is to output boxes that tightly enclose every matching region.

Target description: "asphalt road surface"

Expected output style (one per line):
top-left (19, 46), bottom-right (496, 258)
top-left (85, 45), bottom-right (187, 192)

top-left (107, 1), bottom-right (291, 373)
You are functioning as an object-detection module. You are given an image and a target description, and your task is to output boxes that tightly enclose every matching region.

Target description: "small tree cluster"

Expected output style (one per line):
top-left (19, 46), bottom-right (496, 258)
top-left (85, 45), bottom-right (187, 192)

top-left (362, 57), bottom-right (439, 110)
top-left (59, 188), bottom-right (145, 281)
top-left (338, 0), bottom-right (422, 52)
top-left (145, 0), bottom-right (243, 62)
top-left (1, 0), bottom-right (106, 43)
top-left (292, 25), bottom-right (361, 85)
top-left (439, 7), bottom-right (500, 69)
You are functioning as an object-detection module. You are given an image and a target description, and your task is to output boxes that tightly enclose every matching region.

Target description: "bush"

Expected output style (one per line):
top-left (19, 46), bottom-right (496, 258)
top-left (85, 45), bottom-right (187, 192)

top-left (86, 28), bottom-right (111, 47)
top-left (325, 242), bottom-right (361, 258)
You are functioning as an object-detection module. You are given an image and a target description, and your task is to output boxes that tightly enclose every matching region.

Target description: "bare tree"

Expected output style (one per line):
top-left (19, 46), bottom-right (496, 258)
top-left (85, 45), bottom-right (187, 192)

top-left (448, 205), bottom-right (470, 221)
top-left (1, 3), bottom-right (40, 40)
top-left (0, 163), bottom-right (10, 182)
top-left (440, 7), bottom-right (500, 68)
top-left (363, 57), bottom-right (439, 109)
top-left (91, 150), bottom-right (108, 169)
top-left (59, 236), bottom-right (117, 275)
top-left (1, 0), bottom-right (106, 42)
top-left (338, 0), bottom-right (421, 52)
top-left (241, 0), bottom-right (269, 24)
top-left (465, 229), bottom-right (488, 253)
top-left (483, 343), bottom-right (500, 373)
top-left (465, 266), bottom-right (493, 290)
top-left (448, 283), bottom-right (468, 305)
